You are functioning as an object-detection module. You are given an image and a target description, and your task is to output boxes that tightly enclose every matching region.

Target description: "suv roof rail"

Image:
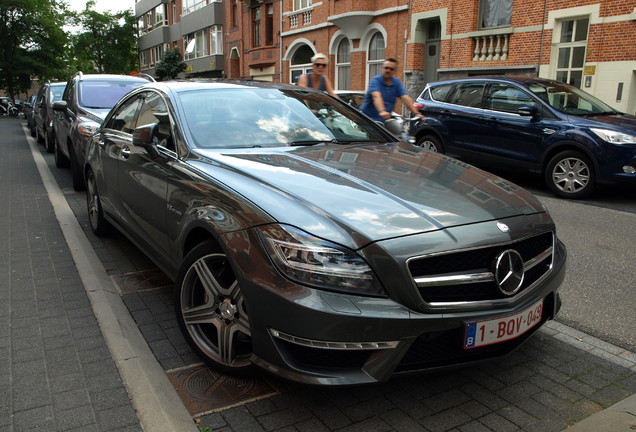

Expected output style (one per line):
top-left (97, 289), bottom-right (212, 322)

top-left (134, 72), bottom-right (156, 82)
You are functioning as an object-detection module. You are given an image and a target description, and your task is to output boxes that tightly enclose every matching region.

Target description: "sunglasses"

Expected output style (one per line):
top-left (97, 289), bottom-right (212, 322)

top-left (384, 66), bottom-right (395, 71)
top-left (314, 63), bottom-right (327, 67)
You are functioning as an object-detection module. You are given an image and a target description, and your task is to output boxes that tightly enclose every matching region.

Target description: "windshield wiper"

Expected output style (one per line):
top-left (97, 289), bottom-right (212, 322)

top-left (290, 139), bottom-right (338, 147)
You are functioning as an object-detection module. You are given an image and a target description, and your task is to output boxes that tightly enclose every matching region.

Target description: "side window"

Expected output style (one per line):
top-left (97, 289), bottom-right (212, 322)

top-left (135, 92), bottom-right (174, 151)
top-left (105, 96), bottom-right (142, 132)
top-left (449, 83), bottom-right (485, 108)
top-left (429, 84), bottom-right (454, 102)
top-left (484, 83), bottom-right (538, 114)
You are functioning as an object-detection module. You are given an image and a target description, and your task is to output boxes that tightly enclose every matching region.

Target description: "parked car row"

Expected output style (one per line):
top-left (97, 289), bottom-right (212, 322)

top-left (43, 78), bottom-right (566, 385)
top-left (407, 76), bottom-right (636, 199)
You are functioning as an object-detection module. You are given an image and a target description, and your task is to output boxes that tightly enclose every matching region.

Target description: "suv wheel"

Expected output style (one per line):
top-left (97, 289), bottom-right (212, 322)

top-left (175, 242), bottom-right (253, 376)
top-left (545, 150), bottom-right (595, 199)
top-left (416, 134), bottom-right (444, 153)
top-left (54, 138), bottom-right (69, 168)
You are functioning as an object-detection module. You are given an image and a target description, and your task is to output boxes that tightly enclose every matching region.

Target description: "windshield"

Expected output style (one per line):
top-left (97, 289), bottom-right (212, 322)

top-left (527, 81), bottom-right (618, 115)
top-left (179, 88), bottom-right (390, 149)
top-left (79, 80), bottom-right (146, 109)
top-left (50, 85), bottom-right (66, 102)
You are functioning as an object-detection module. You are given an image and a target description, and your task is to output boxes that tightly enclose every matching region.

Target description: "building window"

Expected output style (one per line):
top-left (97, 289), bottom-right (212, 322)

top-left (231, 0), bottom-right (238, 27)
top-left (479, 0), bottom-right (512, 29)
top-left (290, 44), bottom-right (313, 83)
top-left (154, 4), bottom-right (167, 28)
top-left (266, 4), bottom-right (274, 45)
top-left (184, 30), bottom-right (208, 60)
top-left (183, 0), bottom-right (218, 15)
top-left (367, 33), bottom-right (385, 79)
top-left (140, 51), bottom-right (148, 68)
top-left (555, 18), bottom-right (589, 88)
top-left (210, 26), bottom-right (223, 55)
top-left (172, 1), bottom-right (176, 24)
top-left (336, 39), bottom-right (350, 90)
top-left (253, 6), bottom-right (261, 47)
top-left (293, 0), bottom-right (311, 11)
top-left (137, 17), bottom-right (145, 36)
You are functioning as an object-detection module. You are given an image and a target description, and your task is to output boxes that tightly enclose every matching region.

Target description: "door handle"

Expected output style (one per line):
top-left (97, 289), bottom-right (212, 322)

top-left (121, 146), bottom-right (131, 159)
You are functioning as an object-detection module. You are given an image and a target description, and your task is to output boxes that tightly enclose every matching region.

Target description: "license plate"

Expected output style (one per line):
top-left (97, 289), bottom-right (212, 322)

top-left (464, 298), bottom-right (544, 349)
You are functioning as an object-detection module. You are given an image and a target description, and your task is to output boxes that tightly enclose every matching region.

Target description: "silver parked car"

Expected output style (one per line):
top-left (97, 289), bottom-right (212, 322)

top-left (84, 80), bottom-right (566, 385)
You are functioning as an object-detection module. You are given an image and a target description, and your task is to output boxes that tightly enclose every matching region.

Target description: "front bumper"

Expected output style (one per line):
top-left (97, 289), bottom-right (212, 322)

top-left (228, 226), bottom-right (567, 385)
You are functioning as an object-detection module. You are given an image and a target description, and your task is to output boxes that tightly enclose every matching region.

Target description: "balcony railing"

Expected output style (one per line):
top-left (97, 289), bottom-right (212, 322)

top-left (289, 9), bottom-right (312, 28)
top-left (472, 33), bottom-right (510, 61)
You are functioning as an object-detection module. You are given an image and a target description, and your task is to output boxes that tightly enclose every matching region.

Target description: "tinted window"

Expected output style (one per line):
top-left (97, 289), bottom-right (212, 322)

top-left (449, 83), bottom-right (485, 108)
top-left (429, 84), bottom-right (454, 102)
top-left (135, 92), bottom-right (174, 151)
top-left (484, 83), bottom-right (539, 113)
top-left (106, 96), bottom-right (142, 133)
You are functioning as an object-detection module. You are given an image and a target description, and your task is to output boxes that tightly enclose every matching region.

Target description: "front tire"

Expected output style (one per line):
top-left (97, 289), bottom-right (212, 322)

top-left (416, 134), bottom-right (444, 153)
top-left (545, 150), bottom-right (595, 199)
top-left (175, 242), bottom-right (253, 375)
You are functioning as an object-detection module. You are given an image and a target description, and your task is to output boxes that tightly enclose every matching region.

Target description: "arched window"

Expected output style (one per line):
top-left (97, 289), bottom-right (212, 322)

top-left (367, 33), bottom-right (385, 79)
top-left (336, 39), bottom-right (350, 90)
top-left (290, 44), bottom-right (314, 83)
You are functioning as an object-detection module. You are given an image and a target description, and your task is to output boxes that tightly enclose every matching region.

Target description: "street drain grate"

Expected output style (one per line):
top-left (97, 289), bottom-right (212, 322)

top-left (167, 364), bottom-right (279, 416)
top-left (111, 269), bottom-right (172, 294)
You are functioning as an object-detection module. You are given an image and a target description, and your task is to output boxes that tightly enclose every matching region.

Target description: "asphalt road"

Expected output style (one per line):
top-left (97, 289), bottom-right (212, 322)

top-left (488, 169), bottom-right (636, 352)
top-left (32, 124), bottom-right (636, 354)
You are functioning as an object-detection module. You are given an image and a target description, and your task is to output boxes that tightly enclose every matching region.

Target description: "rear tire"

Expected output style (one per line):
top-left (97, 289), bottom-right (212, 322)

top-left (86, 168), bottom-right (111, 236)
top-left (416, 134), bottom-right (445, 153)
top-left (54, 137), bottom-right (69, 168)
top-left (544, 150), bottom-right (595, 199)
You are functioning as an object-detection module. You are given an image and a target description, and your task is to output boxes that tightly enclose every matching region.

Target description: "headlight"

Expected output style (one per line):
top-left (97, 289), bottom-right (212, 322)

top-left (590, 128), bottom-right (636, 145)
top-left (77, 121), bottom-right (100, 136)
top-left (257, 224), bottom-right (387, 297)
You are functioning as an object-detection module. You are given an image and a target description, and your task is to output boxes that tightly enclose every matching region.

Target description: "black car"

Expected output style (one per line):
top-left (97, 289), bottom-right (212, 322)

top-left (34, 81), bottom-right (67, 152)
top-left (52, 72), bottom-right (153, 190)
top-left (24, 94), bottom-right (38, 137)
top-left (410, 76), bottom-right (636, 198)
top-left (84, 79), bottom-right (566, 385)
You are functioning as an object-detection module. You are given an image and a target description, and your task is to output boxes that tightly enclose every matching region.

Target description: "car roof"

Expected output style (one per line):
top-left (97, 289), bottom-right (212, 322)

top-left (134, 79), bottom-right (322, 93)
top-left (427, 76), bottom-right (564, 87)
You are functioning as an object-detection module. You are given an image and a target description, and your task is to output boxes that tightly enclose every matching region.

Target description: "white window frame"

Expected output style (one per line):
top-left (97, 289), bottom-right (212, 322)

top-left (210, 25), bottom-right (223, 55)
top-left (367, 32), bottom-right (385, 81)
top-left (336, 38), bottom-right (351, 90)
top-left (184, 29), bottom-right (208, 60)
top-left (293, 0), bottom-right (311, 11)
top-left (553, 17), bottom-right (589, 88)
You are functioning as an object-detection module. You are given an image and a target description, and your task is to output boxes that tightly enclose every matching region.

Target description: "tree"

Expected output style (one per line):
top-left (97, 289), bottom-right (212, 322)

top-left (69, 1), bottom-right (138, 74)
top-left (155, 48), bottom-right (187, 81)
top-left (0, 0), bottom-right (69, 98)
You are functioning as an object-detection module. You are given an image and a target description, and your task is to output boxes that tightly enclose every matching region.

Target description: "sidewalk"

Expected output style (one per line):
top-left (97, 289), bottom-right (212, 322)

top-left (2, 115), bottom-right (636, 432)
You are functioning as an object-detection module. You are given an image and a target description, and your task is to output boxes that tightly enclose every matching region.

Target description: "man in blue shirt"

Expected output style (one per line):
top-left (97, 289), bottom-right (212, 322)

top-left (361, 58), bottom-right (423, 123)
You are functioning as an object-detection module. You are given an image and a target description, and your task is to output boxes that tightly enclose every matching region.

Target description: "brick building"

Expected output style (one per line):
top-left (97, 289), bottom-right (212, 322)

top-left (134, 0), bottom-right (636, 114)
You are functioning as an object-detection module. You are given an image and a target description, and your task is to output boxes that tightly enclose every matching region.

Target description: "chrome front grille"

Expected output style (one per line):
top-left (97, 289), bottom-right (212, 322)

top-left (408, 231), bottom-right (554, 307)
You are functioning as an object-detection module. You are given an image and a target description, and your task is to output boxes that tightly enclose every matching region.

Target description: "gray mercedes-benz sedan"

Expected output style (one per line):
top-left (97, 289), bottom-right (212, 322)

top-left (84, 80), bottom-right (566, 385)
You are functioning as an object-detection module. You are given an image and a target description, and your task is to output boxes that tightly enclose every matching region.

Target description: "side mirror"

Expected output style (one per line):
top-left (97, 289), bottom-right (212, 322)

top-left (518, 106), bottom-right (538, 117)
top-left (132, 123), bottom-right (160, 158)
top-left (52, 100), bottom-right (67, 112)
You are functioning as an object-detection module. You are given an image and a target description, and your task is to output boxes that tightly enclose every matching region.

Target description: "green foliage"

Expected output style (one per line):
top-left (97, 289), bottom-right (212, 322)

top-left (69, 1), bottom-right (139, 75)
top-left (0, 0), bottom-right (69, 97)
top-left (155, 48), bottom-right (187, 81)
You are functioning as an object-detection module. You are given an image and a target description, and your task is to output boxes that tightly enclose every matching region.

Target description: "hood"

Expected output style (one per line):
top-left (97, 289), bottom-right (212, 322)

top-left (570, 112), bottom-right (636, 131)
top-left (79, 107), bottom-right (110, 124)
top-left (190, 142), bottom-right (546, 246)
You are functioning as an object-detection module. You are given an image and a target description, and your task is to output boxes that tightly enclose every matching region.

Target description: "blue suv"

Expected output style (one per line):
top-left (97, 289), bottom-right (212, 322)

top-left (409, 76), bottom-right (636, 198)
